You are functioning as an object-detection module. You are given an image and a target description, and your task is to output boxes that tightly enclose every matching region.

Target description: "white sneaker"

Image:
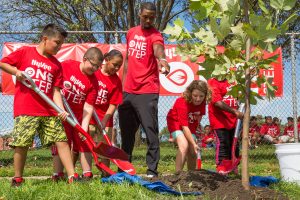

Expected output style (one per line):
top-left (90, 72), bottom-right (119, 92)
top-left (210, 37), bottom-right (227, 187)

top-left (146, 174), bottom-right (155, 178)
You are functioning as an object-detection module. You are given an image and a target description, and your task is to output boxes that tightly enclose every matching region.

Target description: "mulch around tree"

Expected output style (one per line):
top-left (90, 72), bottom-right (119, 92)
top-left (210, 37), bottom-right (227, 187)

top-left (146, 170), bottom-right (288, 200)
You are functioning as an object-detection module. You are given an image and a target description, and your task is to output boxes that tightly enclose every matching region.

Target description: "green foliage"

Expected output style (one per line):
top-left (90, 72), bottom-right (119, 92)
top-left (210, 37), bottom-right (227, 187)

top-left (163, 0), bottom-right (297, 104)
top-left (270, 0), bottom-right (297, 11)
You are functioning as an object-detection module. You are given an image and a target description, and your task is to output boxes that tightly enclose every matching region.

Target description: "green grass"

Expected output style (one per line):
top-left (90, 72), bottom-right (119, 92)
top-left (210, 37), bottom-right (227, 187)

top-left (0, 143), bottom-right (300, 199)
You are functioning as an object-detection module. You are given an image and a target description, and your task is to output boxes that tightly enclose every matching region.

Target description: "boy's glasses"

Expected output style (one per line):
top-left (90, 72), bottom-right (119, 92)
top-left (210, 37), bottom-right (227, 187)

top-left (85, 57), bottom-right (100, 70)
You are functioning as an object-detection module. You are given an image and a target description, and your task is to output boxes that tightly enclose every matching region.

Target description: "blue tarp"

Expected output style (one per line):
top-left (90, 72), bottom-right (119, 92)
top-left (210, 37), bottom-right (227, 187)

top-left (101, 172), bottom-right (202, 196)
top-left (250, 176), bottom-right (279, 187)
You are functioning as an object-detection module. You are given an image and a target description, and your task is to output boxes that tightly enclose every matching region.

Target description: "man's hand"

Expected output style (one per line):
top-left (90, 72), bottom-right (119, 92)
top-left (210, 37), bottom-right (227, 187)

top-left (58, 111), bottom-right (69, 121)
top-left (158, 59), bottom-right (170, 76)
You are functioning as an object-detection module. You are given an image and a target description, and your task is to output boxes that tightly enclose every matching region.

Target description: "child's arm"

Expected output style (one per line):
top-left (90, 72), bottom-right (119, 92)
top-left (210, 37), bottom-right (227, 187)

top-left (182, 126), bottom-right (199, 154)
top-left (214, 101), bottom-right (243, 119)
top-left (53, 87), bottom-right (68, 120)
top-left (101, 104), bottom-right (117, 128)
top-left (0, 62), bottom-right (24, 82)
top-left (82, 102), bottom-right (94, 132)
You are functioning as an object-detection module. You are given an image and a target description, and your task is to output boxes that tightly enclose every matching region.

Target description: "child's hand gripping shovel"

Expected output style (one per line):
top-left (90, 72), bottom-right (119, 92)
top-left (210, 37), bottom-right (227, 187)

top-left (230, 103), bottom-right (245, 174)
top-left (20, 72), bottom-right (127, 175)
top-left (92, 111), bottom-right (136, 175)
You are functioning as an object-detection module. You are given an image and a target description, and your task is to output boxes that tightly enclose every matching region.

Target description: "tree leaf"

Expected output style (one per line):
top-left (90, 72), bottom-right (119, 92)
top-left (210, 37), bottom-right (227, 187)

top-left (210, 17), bottom-right (230, 40)
top-left (255, 76), bottom-right (265, 88)
top-left (226, 0), bottom-right (240, 24)
top-left (231, 22), bottom-right (246, 41)
top-left (258, 0), bottom-right (269, 14)
top-left (280, 13), bottom-right (298, 34)
top-left (215, 0), bottom-right (230, 12)
top-left (270, 0), bottom-right (297, 11)
top-left (194, 28), bottom-right (218, 46)
top-left (163, 22), bottom-right (183, 38)
top-left (174, 18), bottom-right (185, 27)
top-left (220, 15), bottom-right (231, 38)
top-left (243, 24), bottom-right (259, 40)
top-left (229, 39), bottom-right (243, 51)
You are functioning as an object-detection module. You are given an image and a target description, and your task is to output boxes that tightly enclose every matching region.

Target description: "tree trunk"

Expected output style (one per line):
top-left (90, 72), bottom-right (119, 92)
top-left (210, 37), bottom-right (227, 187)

top-left (242, 0), bottom-right (251, 190)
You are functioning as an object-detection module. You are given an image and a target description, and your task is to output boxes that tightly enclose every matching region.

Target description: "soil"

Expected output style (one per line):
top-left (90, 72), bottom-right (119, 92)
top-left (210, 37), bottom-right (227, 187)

top-left (146, 170), bottom-right (288, 200)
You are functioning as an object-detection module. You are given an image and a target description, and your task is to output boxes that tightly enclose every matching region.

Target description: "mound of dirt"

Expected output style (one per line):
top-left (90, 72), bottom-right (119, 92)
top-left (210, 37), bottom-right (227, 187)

top-left (146, 170), bottom-right (288, 200)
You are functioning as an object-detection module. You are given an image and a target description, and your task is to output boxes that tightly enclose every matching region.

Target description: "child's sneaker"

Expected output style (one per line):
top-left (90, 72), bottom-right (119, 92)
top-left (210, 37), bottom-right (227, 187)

top-left (68, 173), bottom-right (81, 184)
top-left (52, 172), bottom-right (65, 182)
top-left (81, 171), bottom-right (93, 181)
top-left (11, 177), bottom-right (24, 187)
top-left (216, 160), bottom-right (232, 175)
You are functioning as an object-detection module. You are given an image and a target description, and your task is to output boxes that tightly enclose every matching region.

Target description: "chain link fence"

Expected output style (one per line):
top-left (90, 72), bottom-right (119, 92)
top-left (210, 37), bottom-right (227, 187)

top-left (0, 32), bottom-right (299, 174)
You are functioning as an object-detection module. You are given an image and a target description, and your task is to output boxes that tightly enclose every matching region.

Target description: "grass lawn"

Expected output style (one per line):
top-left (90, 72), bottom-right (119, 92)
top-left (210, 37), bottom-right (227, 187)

top-left (0, 143), bottom-right (300, 199)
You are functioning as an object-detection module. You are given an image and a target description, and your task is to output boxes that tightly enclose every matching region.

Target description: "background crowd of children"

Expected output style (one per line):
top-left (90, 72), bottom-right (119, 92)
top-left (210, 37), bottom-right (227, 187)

top-left (194, 115), bottom-right (300, 150)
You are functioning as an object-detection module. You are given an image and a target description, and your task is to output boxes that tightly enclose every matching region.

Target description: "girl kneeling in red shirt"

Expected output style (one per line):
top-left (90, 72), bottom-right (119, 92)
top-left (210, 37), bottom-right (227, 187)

top-left (167, 80), bottom-right (210, 172)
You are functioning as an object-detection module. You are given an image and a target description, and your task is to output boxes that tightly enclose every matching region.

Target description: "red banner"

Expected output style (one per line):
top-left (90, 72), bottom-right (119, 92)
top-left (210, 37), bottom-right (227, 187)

top-left (1, 43), bottom-right (283, 96)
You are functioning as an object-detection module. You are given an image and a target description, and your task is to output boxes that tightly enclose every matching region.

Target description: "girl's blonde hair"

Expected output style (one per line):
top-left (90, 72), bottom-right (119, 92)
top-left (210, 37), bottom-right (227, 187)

top-left (183, 80), bottom-right (211, 103)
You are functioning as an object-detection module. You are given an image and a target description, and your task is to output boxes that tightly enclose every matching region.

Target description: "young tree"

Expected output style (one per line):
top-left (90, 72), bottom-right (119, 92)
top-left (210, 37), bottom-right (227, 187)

top-left (164, 0), bottom-right (297, 189)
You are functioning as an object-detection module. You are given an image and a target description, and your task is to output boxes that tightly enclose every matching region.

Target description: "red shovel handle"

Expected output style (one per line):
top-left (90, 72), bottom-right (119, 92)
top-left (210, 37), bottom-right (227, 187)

top-left (197, 150), bottom-right (202, 170)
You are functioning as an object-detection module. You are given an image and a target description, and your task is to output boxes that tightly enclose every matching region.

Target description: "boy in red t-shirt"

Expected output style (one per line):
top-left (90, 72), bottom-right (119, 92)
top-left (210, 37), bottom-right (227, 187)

top-left (0, 24), bottom-right (78, 186)
top-left (260, 116), bottom-right (280, 144)
top-left (167, 80), bottom-right (208, 172)
top-left (201, 125), bottom-right (215, 148)
top-left (249, 116), bottom-right (261, 148)
top-left (208, 78), bottom-right (243, 175)
top-left (279, 117), bottom-right (298, 143)
top-left (51, 47), bottom-right (103, 181)
top-left (89, 49), bottom-right (123, 175)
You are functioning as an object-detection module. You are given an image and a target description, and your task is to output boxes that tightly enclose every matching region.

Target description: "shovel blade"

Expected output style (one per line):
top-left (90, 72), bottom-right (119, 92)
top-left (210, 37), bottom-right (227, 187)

top-left (112, 159), bottom-right (136, 175)
top-left (94, 142), bottom-right (129, 161)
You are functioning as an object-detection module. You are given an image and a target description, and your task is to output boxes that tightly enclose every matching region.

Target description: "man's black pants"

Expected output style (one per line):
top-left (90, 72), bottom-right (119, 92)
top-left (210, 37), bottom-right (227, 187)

top-left (118, 92), bottom-right (159, 176)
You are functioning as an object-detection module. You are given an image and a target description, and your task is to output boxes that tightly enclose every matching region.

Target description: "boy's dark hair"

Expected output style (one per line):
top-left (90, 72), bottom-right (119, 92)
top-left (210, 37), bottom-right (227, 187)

top-left (140, 2), bottom-right (156, 12)
top-left (287, 117), bottom-right (294, 122)
top-left (104, 49), bottom-right (123, 61)
top-left (250, 116), bottom-right (257, 121)
top-left (265, 116), bottom-right (272, 120)
top-left (84, 47), bottom-right (104, 63)
top-left (273, 117), bottom-right (279, 122)
top-left (41, 23), bottom-right (68, 39)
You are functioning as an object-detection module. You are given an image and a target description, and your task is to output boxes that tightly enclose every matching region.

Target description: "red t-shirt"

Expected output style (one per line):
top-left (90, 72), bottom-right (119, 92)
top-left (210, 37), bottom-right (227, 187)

top-left (201, 133), bottom-right (215, 147)
top-left (91, 70), bottom-right (123, 126)
top-left (61, 60), bottom-right (98, 118)
top-left (124, 25), bottom-right (164, 94)
top-left (167, 97), bottom-right (206, 135)
top-left (260, 123), bottom-right (280, 137)
top-left (1, 46), bottom-right (63, 117)
top-left (283, 126), bottom-right (295, 137)
top-left (249, 124), bottom-right (260, 136)
top-left (208, 78), bottom-right (238, 130)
